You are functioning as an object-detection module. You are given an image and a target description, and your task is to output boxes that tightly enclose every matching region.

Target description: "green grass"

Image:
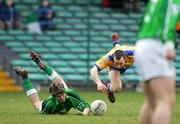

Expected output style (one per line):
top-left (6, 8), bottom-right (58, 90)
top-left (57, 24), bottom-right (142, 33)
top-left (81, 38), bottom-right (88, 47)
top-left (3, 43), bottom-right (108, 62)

top-left (0, 90), bottom-right (180, 124)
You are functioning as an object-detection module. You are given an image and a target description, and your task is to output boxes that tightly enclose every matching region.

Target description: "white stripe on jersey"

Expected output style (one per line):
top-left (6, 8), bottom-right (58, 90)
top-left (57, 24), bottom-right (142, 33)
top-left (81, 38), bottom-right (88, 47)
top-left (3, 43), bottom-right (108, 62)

top-left (163, 0), bottom-right (172, 40)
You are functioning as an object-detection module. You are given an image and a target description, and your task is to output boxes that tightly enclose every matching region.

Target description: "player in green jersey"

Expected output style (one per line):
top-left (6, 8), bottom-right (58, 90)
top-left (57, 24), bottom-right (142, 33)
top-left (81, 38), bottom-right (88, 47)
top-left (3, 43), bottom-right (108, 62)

top-left (14, 51), bottom-right (91, 115)
top-left (135, 0), bottom-right (179, 124)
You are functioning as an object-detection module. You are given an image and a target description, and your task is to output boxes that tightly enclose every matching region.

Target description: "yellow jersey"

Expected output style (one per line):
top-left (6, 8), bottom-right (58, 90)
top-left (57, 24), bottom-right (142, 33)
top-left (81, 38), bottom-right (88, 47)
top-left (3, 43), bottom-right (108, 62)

top-left (95, 45), bottom-right (135, 73)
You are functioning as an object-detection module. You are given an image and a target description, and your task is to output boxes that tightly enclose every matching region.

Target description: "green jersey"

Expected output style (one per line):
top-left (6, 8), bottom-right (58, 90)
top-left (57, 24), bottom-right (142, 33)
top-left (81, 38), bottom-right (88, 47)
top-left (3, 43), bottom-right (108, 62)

top-left (138, 0), bottom-right (180, 44)
top-left (40, 88), bottom-right (90, 114)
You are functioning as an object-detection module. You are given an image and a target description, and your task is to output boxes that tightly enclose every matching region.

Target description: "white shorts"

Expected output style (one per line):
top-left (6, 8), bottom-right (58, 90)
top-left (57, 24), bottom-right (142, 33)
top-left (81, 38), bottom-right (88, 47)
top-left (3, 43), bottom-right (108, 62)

top-left (135, 39), bottom-right (176, 81)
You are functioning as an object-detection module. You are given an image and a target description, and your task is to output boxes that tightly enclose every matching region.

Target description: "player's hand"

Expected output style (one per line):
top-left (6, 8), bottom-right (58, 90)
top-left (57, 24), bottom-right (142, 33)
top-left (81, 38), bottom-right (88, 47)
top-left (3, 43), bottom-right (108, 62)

top-left (97, 83), bottom-right (107, 93)
top-left (165, 48), bottom-right (176, 61)
top-left (164, 42), bottom-right (176, 61)
top-left (81, 108), bottom-right (91, 116)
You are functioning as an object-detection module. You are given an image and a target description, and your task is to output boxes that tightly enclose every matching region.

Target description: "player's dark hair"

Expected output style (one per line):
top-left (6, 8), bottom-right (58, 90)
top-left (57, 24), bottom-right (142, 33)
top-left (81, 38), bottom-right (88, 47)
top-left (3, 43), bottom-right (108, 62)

top-left (114, 50), bottom-right (125, 60)
top-left (49, 83), bottom-right (65, 97)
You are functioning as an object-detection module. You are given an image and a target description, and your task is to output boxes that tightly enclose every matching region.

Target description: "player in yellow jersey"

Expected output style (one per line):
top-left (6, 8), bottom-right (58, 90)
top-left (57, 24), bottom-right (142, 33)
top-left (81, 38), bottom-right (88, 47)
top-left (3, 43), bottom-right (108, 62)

top-left (90, 33), bottom-right (135, 103)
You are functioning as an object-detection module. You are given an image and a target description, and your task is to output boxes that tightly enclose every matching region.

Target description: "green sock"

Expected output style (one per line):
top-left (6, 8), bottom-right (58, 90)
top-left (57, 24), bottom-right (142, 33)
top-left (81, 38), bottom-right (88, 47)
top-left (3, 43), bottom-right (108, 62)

top-left (43, 64), bottom-right (53, 76)
top-left (23, 78), bottom-right (33, 91)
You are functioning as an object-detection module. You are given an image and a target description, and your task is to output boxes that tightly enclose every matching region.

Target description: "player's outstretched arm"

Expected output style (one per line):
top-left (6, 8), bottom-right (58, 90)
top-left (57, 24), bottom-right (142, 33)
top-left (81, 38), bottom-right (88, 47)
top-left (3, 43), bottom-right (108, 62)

top-left (90, 66), bottom-right (107, 93)
top-left (68, 89), bottom-right (91, 116)
top-left (29, 51), bottom-right (68, 88)
top-left (163, 13), bottom-right (179, 60)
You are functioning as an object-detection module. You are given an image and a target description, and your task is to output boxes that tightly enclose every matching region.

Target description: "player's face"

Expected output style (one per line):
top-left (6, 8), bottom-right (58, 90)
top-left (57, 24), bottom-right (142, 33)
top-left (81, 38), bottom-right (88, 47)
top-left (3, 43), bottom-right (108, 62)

top-left (114, 56), bottom-right (125, 67)
top-left (6, 0), bottom-right (13, 6)
top-left (42, 0), bottom-right (49, 7)
top-left (56, 93), bottom-right (66, 102)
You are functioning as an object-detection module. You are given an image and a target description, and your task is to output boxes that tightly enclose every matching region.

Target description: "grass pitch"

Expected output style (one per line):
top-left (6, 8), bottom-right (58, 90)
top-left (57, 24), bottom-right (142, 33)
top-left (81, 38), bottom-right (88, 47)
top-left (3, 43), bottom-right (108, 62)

top-left (0, 90), bottom-right (180, 124)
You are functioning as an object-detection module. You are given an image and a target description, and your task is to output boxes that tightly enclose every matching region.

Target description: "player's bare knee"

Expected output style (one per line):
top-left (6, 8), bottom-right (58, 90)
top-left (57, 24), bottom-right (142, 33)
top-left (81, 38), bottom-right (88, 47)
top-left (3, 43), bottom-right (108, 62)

top-left (162, 96), bottom-right (175, 108)
top-left (156, 99), bottom-right (174, 110)
top-left (115, 87), bottom-right (121, 92)
top-left (111, 86), bottom-right (121, 92)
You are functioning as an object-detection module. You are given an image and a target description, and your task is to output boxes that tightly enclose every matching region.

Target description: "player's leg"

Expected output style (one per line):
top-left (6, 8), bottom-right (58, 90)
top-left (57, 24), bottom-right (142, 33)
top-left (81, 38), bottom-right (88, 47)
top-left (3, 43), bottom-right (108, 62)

top-left (107, 70), bottom-right (122, 103)
top-left (135, 39), bottom-right (176, 124)
top-left (14, 67), bottom-right (41, 111)
top-left (139, 102), bottom-right (153, 124)
top-left (29, 51), bottom-right (67, 88)
top-left (139, 81), bottom-right (156, 124)
top-left (108, 70), bottom-right (122, 92)
top-left (150, 77), bottom-right (175, 124)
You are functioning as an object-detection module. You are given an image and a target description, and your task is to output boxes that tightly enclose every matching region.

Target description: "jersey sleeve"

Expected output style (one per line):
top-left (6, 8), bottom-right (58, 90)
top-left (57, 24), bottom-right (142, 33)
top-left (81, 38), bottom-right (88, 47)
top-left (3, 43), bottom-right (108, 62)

top-left (66, 89), bottom-right (90, 113)
top-left (95, 55), bottom-right (111, 72)
top-left (163, 2), bottom-right (179, 45)
top-left (124, 49), bottom-right (135, 67)
top-left (40, 97), bottom-right (56, 114)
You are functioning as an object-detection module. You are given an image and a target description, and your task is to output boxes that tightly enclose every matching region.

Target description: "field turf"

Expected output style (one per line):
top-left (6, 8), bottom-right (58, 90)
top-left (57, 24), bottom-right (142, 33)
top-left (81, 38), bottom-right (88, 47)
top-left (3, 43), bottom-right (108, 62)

top-left (0, 90), bottom-right (180, 124)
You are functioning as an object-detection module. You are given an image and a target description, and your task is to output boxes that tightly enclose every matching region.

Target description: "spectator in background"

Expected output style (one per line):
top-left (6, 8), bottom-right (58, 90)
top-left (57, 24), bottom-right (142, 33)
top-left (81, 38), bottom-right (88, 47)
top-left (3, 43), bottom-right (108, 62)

top-left (102, 0), bottom-right (139, 12)
top-left (102, 0), bottom-right (126, 10)
top-left (126, 0), bottom-right (139, 12)
top-left (0, 0), bottom-right (21, 30)
top-left (37, 0), bottom-right (55, 30)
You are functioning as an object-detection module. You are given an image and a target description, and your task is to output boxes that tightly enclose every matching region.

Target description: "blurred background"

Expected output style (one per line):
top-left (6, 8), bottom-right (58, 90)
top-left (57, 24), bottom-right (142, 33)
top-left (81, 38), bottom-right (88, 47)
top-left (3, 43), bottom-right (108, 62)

top-left (0, 0), bottom-right (180, 92)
